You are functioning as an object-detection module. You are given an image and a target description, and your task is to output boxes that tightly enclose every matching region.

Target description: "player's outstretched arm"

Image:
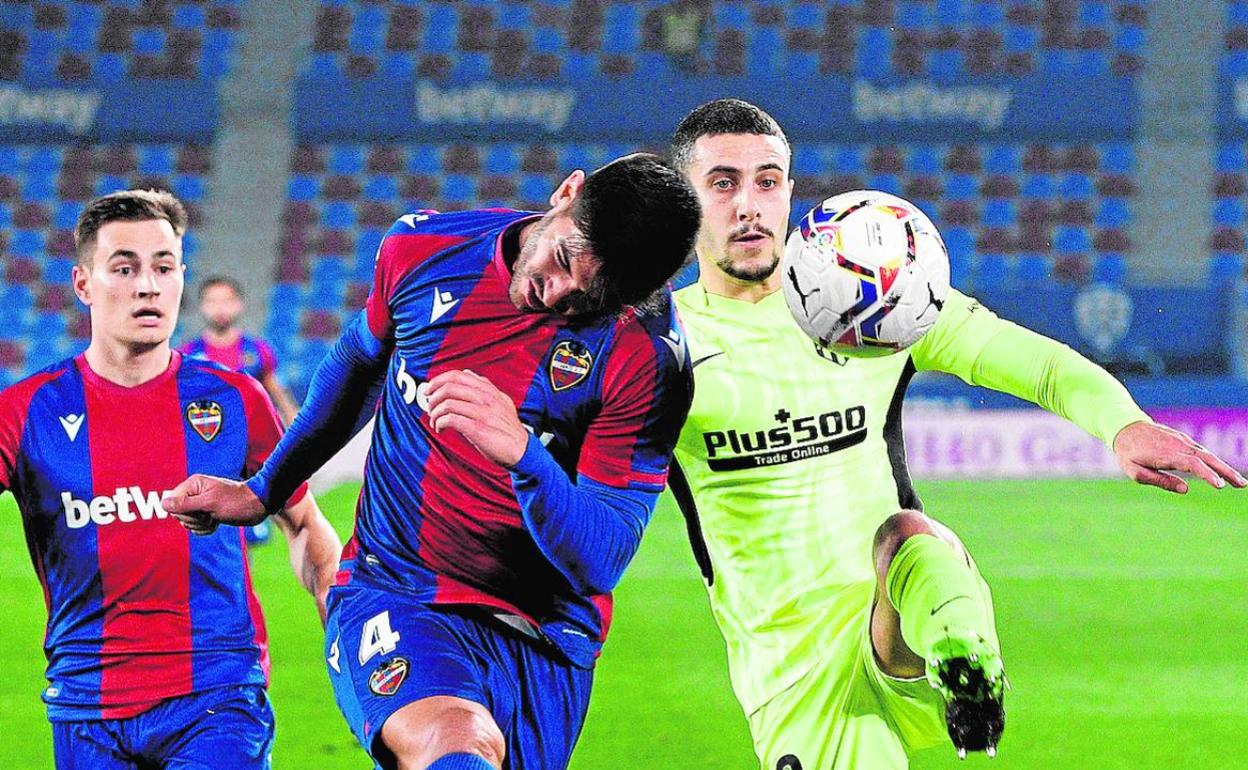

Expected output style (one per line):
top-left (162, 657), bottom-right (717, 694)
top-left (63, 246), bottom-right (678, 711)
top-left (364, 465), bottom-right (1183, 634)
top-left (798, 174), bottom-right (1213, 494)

top-left (271, 493), bottom-right (342, 624)
top-left (165, 474), bottom-right (267, 533)
top-left (1113, 420), bottom-right (1246, 494)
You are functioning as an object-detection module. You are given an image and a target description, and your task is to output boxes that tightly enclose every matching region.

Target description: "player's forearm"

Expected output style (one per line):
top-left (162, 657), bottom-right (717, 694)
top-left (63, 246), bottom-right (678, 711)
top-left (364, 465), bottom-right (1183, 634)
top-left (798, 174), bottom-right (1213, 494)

top-left (248, 314), bottom-right (388, 510)
top-left (966, 322), bottom-right (1149, 446)
top-left (276, 499), bottom-right (342, 625)
top-left (509, 434), bottom-right (654, 595)
top-left (262, 374), bottom-right (302, 427)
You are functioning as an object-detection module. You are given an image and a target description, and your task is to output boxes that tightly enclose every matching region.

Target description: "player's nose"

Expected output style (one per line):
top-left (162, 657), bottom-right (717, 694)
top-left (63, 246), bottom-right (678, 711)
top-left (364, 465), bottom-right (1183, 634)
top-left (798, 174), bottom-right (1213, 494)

top-left (735, 187), bottom-right (762, 221)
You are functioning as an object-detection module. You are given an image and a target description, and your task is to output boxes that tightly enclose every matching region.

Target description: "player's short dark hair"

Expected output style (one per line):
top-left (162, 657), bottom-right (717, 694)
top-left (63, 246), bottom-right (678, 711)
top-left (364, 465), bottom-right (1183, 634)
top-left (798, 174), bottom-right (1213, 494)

top-left (572, 152), bottom-right (701, 310)
top-left (198, 275), bottom-right (244, 300)
top-left (74, 188), bottom-right (187, 264)
top-left (669, 98), bottom-right (791, 173)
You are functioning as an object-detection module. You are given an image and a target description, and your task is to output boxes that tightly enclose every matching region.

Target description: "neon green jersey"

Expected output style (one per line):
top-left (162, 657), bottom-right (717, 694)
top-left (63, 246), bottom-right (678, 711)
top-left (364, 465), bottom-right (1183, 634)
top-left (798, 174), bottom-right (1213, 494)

top-left (672, 284), bottom-right (1148, 714)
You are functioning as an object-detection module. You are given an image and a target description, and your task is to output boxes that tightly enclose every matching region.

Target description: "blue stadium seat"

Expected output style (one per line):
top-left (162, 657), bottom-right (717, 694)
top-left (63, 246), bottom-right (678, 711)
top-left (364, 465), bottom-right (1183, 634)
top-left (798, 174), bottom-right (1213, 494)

top-left (65, 30), bottom-right (94, 55)
top-left (794, 147), bottom-right (822, 177)
top-left (907, 147), bottom-right (941, 175)
top-left (787, 50), bottom-right (819, 78)
top-left (0, 146), bottom-right (18, 174)
top-left (268, 284), bottom-right (304, 324)
top-left (975, 253), bottom-right (1008, 290)
top-left (714, 3), bottom-right (750, 29)
top-left (44, 257), bottom-right (75, 284)
top-left (1040, 50), bottom-right (1080, 75)
top-left (55, 201), bottom-right (83, 231)
top-left (11, 230), bottom-right (47, 257)
top-left (139, 146), bottom-right (176, 177)
top-left (351, 10), bottom-right (386, 52)
top-left (1015, 253), bottom-right (1051, 284)
top-left (1021, 174), bottom-right (1054, 199)
top-left (1058, 173), bottom-right (1094, 199)
top-left (355, 229), bottom-right (385, 278)
top-left (518, 175), bottom-right (550, 202)
top-left (97, 53), bottom-right (128, 82)
top-left (322, 201), bottom-right (356, 229)
top-left (791, 3), bottom-right (823, 28)
top-left (1102, 142), bottom-right (1134, 174)
top-left (1214, 198), bottom-right (1244, 227)
top-left (182, 231), bottom-right (200, 260)
top-left (749, 28), bottom-right (783, 76)
top-left (982, 199), bottom-right (1015, 228)
top-left (308, 53), bottom-right (342, 79)
top-left (441, 174), bottom-right (476, 203)
top-left (867, 173), bottom-right (902, 196)
top-left (1079, 1), bottom-right (1112, 26)
top-left (934, 0), bottom-right (963, 26)
top-left (310, 258), bottom-right (347, 294)
top-left (1, 285), bottom-right (34, 317)
top-left (329, 146), bottom-right (365, 175)
top-left (897, 2), bottom-right (932, 29)
top-left (363, 175), bottom-right (399, 202)
top-left (455, 53), bottom-right (491, 82)
top-left (287, 174), bottom-right (319, 202)
top-left (1054, 226), bottom-right (1092, 252)
top-left (173, 174), bottom-right (206, 203)
top-left (927, 49), bottom-right (965, 78)
top-left (423, 6), bottom-right (458, 52)
top-left (1095, 198), bottom-right (1131, 227)
top-left (943, 227), bottom-right (976, 264)
top-left (944, 173), bottom-right (977, 200)
top-left (0, 203), bottom-right (11, 229)
top-left (201, 47), bottom-right (232, 79)
top-left (484, 145), bottom-right (522, 175)
top-left (1208, 252), bottom-right (1245, 286)
top-left (23, 174), bottom-right (57, 203)
top-left (1074, 50), bottom-right (1110, 76)
top-left (558, 145), bottom-right (599, 174)
top-left (407, 145), bottom-right (442, 175)
top-left (382, 52), bottom-right (414, 78)
top-left (95, 174), bottom-right (128, 197)
top-left (173, 5), bottom-right (207, 29)
top-left (834, 147), bottom-right (864, 174)
top-left (1117, 27), bottom-right (1145, 56)
top-left (603, 4), bottom-right (640, 54)
top-left (1232, 2), bottom-right (1248, 26)
top-left (1091, 253), bottom-right (1127, 284)
top-left (970, 1), bottom-right (1004, 27)
top-left (134, 28), bottom-right (167, 56)
top-left (0, 2), bottom-right (31, 26)
top-left (26, 147), bottom-right (61, 174)
top-left (856, 29), bottom-right (892, 76)
top-left (532, 28), bottom-right (564, 54)
top-left (565, 52), bottom-right (595, 80)
top-left (983, 145), bottom-right (1019, 173)
top-left (498, 3), bottom-right (532, 29)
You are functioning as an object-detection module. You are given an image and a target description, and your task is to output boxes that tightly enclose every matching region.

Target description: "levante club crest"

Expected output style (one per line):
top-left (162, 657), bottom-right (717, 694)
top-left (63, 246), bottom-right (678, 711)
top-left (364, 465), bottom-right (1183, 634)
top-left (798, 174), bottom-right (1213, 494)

top-left (369, 657), bottom-right (409, 696)
top-left (549, 340), bottom-right (593, 391)
top-left (185, 400), bottom-right (223, 442)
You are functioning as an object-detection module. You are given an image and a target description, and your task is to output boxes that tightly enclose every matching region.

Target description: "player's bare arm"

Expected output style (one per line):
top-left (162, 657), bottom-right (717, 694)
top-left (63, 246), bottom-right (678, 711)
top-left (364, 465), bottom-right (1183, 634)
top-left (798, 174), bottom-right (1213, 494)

top-left (260, 370), bottom-right (301, 426)
top-left (1113, 420), bottom-right (1247, 494)
top-left (426, 369), bottom-right (530, 468)
top-left (270, 493), bottom-right (341, 624)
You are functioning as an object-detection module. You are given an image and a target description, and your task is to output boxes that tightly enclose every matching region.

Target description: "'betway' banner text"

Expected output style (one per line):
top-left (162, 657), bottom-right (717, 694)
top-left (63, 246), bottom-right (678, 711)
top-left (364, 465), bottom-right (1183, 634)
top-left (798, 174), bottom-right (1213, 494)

top-left (0, 81), bottom-right (217, 142)
top-left (293, 73), bottom-right (1136, 142)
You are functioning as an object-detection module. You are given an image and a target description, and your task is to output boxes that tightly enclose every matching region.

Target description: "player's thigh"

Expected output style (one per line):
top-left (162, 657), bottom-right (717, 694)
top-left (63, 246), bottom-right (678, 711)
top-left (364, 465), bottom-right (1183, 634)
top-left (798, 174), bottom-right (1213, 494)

top-left (324, 583), bottom-right (492, 763)
top-left (157, 685), bottom-right (275, 770)
top-left (50, 720), bottom-right (137, 770)
top-left (748, 610), bottom-right (911, 770)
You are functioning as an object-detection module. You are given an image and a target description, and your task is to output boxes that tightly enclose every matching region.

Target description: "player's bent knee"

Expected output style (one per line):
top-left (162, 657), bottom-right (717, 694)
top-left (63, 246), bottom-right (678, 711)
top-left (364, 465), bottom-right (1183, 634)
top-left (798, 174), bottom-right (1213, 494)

top-left (380, 696), bottom-right (505, 770)
top-left (873, 510), bottom-right (934, 561)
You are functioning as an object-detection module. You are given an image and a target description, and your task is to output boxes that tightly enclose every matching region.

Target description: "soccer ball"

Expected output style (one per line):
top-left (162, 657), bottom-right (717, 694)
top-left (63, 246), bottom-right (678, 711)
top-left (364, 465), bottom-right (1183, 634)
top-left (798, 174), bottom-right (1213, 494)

top-left (781, 191), bottom-right (951, 358)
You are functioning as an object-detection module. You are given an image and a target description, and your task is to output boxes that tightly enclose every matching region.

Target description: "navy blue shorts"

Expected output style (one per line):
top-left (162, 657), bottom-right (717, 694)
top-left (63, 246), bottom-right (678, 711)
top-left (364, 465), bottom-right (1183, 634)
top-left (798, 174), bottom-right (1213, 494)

top-left (325, 580), bottom-right (593, 769)
top-left (50, 684), bottom-right (273, 769)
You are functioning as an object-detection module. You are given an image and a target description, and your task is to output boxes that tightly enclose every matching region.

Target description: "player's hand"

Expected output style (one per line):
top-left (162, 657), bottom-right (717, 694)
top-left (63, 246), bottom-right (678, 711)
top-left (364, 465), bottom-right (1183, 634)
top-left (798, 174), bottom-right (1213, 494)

top-left (164, 474), bottom-right (269, 535)
top-left (425, 369), bottom-right (529, 467)
top-left (1112, 420), bottom-right (1247, 494)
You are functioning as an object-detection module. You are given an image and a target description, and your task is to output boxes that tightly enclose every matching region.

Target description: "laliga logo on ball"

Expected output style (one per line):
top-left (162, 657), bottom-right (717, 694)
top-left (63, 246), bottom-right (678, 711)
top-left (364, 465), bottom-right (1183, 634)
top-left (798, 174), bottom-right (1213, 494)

top-left (782, 190), bottom-right (951, 358)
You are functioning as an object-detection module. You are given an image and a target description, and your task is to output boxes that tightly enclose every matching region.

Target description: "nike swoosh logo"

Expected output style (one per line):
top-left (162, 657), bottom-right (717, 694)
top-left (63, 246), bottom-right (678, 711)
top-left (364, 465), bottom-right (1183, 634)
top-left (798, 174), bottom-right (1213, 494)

top-left (691, 352), bottom-right (725, 369)
top-left (430, 287), bottom-right (459, 323)
top-left (930, 595), bottom-right (972, 616)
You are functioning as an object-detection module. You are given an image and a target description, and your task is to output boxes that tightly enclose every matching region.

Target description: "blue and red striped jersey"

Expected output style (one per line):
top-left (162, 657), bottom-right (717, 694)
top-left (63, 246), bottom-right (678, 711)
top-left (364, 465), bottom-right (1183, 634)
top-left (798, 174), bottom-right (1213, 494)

top-left (0, 351), bottom-right (307, 721)
top-left (338, 209), bottom-right (693, 666)
top-left (181, 333), bottom-right (278, 381)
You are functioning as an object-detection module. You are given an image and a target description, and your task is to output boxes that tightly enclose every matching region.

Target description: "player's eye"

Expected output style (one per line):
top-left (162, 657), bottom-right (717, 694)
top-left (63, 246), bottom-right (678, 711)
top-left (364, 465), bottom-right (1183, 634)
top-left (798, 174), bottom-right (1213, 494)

top-left (116, 265), bottom-right (132, 276)
top-left (759, 178), bottom-right (777, 189)
top-left (712, 178), bottom-right (734, 191)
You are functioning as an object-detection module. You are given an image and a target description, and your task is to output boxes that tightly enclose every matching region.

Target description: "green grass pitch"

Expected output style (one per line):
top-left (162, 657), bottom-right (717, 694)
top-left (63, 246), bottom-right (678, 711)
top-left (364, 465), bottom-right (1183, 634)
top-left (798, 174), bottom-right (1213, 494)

top-left (1, 479), bottom-right (1244, 768)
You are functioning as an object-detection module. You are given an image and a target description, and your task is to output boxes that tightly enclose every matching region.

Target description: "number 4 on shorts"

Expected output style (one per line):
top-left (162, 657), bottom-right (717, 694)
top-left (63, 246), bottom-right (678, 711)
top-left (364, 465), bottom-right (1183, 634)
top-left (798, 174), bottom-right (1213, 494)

top-left (359, 610), bottom-right (401, 665)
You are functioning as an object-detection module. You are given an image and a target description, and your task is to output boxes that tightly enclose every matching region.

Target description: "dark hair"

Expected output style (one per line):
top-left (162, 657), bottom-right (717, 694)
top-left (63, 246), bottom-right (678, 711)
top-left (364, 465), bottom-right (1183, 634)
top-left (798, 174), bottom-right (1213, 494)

top-left (572, 152), bottom-right (701, 309)
top-left (198, 275), bottom-right (243, 300)
top-left (74, 188), bottom-right (187, 264)
top-left (669, 98), bottom-right (791, 173)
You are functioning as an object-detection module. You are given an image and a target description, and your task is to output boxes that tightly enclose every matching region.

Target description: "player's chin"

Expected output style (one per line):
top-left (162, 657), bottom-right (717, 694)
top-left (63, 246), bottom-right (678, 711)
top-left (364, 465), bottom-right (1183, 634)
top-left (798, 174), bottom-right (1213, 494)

top-left (722, 248), bottom-right (780, 281)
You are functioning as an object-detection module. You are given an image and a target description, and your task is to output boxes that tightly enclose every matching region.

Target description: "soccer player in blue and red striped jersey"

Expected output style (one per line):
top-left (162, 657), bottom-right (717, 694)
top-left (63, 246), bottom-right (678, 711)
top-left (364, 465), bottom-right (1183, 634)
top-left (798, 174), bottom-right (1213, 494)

top-left (166, 154), bottom-right (702, 770)
top-left (0, 189), bottom-right (342, 769)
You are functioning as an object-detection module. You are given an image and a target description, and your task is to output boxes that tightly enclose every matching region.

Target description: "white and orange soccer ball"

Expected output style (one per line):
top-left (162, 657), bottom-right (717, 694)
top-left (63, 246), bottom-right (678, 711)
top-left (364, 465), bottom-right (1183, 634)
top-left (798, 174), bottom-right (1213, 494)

top-left (781, 190), bottom-right (951, 358)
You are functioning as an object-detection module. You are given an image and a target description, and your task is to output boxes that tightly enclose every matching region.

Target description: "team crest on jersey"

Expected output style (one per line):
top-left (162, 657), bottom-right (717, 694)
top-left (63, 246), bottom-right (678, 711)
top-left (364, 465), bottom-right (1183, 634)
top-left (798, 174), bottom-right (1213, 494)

top-left (185, 400), bottom-right (223, 442)
top-left (368, 657), bottom-right (409, 696)
top-left (549, 340), bottom-right (593, 391)
top-left (243, 351), bottom-right (259, 369)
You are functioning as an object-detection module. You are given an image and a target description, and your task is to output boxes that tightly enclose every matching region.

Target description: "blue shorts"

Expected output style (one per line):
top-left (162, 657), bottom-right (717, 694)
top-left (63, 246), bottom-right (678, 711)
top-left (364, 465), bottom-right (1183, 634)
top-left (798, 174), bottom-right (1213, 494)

top-left (325, 580), bottom-right (593, 770)
top-left (50, 684), bottom-right (273, 770)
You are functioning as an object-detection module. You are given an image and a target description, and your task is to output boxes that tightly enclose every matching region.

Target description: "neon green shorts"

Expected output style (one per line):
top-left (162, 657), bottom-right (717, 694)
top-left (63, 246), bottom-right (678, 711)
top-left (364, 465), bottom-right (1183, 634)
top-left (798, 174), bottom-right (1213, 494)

top-left (747, 574), bottom-right (997, 770)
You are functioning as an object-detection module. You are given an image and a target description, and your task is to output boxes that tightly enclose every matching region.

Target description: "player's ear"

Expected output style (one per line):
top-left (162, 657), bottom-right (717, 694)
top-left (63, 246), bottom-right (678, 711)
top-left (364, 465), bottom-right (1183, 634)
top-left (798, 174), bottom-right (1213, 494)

top-left (71, 262), bottom-right (92, 306)
top-left (549, 169), bottom-right (586, 212)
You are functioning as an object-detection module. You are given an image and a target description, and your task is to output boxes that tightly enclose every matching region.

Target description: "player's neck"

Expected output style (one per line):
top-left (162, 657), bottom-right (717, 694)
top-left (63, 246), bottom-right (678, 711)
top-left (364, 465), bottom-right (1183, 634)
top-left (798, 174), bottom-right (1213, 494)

top-left (203, 326), bottom-right (242, 346)
top-left (698, 260), bottom-right (782, 304)
top-left (83, 339), bottom-right (174, 387)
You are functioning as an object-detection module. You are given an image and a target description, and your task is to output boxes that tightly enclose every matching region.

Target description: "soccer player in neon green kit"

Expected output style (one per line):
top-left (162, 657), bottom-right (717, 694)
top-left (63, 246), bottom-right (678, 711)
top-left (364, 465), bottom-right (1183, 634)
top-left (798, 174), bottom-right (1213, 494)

top-left (667, 99), bottom-right (1246, 769)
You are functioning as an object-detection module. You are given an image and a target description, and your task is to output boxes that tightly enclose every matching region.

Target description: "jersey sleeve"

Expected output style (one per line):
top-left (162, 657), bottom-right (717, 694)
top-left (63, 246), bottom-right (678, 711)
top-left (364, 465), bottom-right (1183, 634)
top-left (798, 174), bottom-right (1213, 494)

top-left (228, 372), bottom-right (309, 509)
top-left (577, 314), bottom-right (695, 492)
top-left (910, 289), bottom-right (1149, 447)
top-left (254, 339), bottom-right (278, 379)
top-left (0, 373), bottom-right (61, 494)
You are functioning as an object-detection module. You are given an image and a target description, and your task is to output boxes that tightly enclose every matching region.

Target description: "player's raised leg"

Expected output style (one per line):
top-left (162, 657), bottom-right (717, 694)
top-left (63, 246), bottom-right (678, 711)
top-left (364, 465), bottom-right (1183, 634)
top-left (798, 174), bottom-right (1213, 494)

top-left (871, 510), bottom-right (1005, 758)
top-left (381, 697), bottom-right (504, 770)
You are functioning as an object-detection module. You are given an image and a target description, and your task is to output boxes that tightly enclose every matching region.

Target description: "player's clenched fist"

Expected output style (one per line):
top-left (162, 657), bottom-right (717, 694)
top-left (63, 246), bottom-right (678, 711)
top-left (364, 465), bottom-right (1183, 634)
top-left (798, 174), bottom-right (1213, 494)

top-left (165, 474), bottom-right (269, 534)
top-left (425, 368), bottom-right (530, 468)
